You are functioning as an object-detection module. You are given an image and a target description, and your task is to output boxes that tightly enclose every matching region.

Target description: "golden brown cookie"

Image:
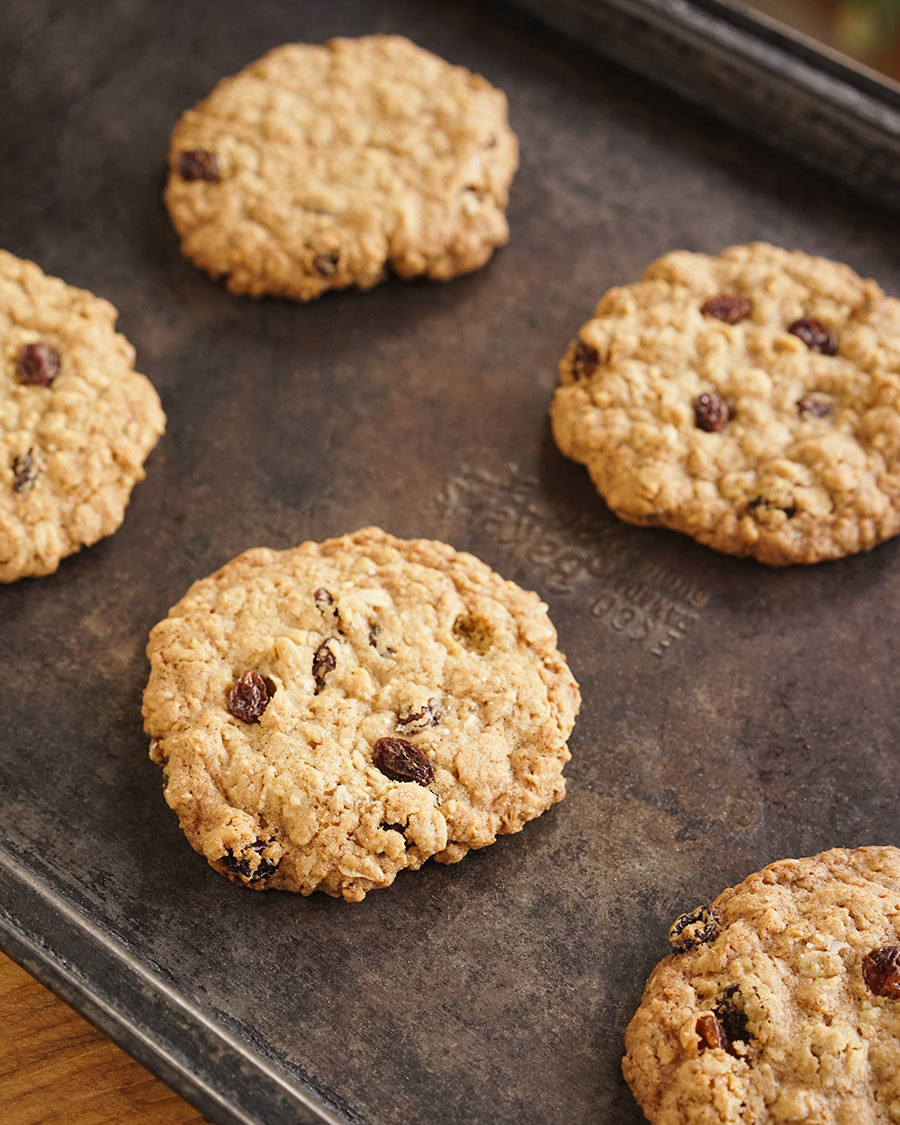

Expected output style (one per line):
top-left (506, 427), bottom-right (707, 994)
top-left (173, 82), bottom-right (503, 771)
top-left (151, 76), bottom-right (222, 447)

top-left (165, 36), bottom-right (518, 299)
top-left (551, 243), bottom-right (900, 565)
top-left (623, 846), bottom-right (900, 1123)
top-left (0, 250), bottom-right (165, 581)
top-left (142, 527), bottom-right (580, 901)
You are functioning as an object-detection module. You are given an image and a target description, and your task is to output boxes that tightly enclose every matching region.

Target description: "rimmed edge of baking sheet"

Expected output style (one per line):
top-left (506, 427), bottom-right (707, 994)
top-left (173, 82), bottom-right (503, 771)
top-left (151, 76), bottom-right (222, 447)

top-left (0, 843), bottom-right (343, 1125)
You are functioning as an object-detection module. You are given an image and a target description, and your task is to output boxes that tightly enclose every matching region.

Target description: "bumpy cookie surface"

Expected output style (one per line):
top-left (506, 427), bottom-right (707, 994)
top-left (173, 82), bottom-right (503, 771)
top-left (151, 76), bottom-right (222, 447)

top-left (0, 250), bottom-right (165, 582)
top-left (165, 35), bottom-right (518, 299)
top-left (551, 243), bottom-right (900, 565)
top-left (623, 847), bottom-right (900, 1124)
top-left (143, 527), bottom-right (579, 901)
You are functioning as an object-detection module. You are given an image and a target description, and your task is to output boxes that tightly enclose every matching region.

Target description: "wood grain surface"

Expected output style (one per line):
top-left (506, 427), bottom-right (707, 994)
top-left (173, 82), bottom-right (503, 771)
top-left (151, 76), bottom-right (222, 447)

top-left (0, 952), bottom-right (208, 1125)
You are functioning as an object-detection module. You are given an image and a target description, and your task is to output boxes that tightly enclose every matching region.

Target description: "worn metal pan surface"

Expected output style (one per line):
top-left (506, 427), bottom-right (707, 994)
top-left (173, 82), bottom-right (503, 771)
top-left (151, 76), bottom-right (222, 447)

top-left (1, 1), bottom-right (899, 1121)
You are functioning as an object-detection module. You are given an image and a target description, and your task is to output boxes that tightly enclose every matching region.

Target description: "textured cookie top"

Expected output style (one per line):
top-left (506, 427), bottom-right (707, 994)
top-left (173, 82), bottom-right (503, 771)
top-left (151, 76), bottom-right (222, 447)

top-left (165, 35), bottom-right (519, 299)
top-left (551, 243), bottom-right (900, 565)
top-left (0, 250), bottom-right (165, 582)
top-left (623, 847), bottom-right (900, 1124)
top-left (143, 528), bottom-right (580, 901)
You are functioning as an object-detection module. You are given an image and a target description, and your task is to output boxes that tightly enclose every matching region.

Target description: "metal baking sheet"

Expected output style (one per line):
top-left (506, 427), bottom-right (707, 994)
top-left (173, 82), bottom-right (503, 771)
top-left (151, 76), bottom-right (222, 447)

top-left (1, 1), bottom-right (899, 1122)
top-left (512, 0), bottom-right (900, 211)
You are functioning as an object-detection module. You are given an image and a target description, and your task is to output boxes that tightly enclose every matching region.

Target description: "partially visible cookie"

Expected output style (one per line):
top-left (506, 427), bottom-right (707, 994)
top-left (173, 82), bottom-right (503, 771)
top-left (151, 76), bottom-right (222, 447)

top-left (551, 243), bottom-right (900, 565)
top-left (623, 846), bottom-right (900, 1124)
top-left (0, 250), bottom-right (165, 582)
top-left (142, 527), bottom-right (580, 901)
top-left (165, 35), bottom-right (518, 299)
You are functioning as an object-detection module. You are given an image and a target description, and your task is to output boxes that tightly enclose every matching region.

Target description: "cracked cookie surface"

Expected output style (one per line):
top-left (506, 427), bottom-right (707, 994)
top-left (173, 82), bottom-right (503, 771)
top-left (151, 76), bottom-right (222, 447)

top-left (142, 527), bottom-right (580, 901)
top-left (550, 243), bottom-right (900, 565)
top-left (165, 35), bottom-right (518, 300)
top-left (0, 250), bottom-right (165, 582)
top-left (623, 846), bottom-right (900, 1124)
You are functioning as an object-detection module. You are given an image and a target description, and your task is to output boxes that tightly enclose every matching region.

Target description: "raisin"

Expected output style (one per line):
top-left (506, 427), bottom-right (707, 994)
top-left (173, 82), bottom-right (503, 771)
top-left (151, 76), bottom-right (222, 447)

top-left (747, 496), bottom-right (796, 520)
top-left (17, 342), bottom-right (59, 387)
top-left (788, 317), bottom-right (837, 355)
top-left (314, 587), bottom-right (333, 607)
top-left (863, 946), bottom-right (900, 998)
top-left (693, 392), bottom-right (730, 432)
top-left (12, 450), bottom-right (37, 493)
top-left (373, 737), bottom-right (434, 786)
top-left (221, 841), bottom-right (280, 883)
top-left (312, 640), bottom-right (336, 694)
top-left (669, 905), bottom-right (719, 953)
top-left (714, 985), bottom-right (750, 1049)
top-left (369, 623), bottom-right (394, 655)
top-left (571, 339), bottom-right (600, 379)
top-left (700, 294), bottom-right (751, 324)
top-left (178, 149), bottom-right (220, 182)
top-left (226, 672), bottom-right (275, 723)
top-left (797, 396), bottom-right (832, 418)
top-left (379, 822), bottom-right (406, 834)
top-left (313, 251), bottom-right (339, 276)
top-left (696, 989), bottom-right (749, 1056)
top-left (398, 699), bottom-right (442, 731)
top-left (696, 1013), bottom-right (728, 1052)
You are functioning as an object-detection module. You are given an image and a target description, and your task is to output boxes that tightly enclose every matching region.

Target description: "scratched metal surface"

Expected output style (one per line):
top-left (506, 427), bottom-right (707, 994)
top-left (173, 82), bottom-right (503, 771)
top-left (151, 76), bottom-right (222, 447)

top-left (1, 1), bottom-right (899, 1123)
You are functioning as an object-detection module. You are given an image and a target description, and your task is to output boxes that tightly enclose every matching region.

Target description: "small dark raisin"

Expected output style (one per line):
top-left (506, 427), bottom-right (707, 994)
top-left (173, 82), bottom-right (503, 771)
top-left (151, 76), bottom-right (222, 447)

top-left (221, 842), bottom-right (280, 883)
top-left (797, 396), bottom-right (832, 418)
top-left (788, 317), bottom-right (837, 355)
top-left (12, 450), bottom-right (37, 493)
top-left (669, 905), bottom-right (720, 953)
top-left (373, 737), bottom-right (434, 786)
top-left (312, 640), bottom-right (336, 694)
top-left (398, 699), bottom-right (442, 731)
top-left (714, 985), bottom-right (750, 1049)
top-left (747, 496), bottom-right (796, 520)
top-left (17, 342), bottom-right (59, 387)
top-left (696, 1013), bottom-right (728, 1052)
top-left (313, 251), bottom-right (339, 276)
top-left (700, 294), bottom-right (751, 324)
top-left (314, 587), bottom-right (333, 607)
top-left (571, 339), bottom-right (600, 379)
top-left (379, 821), bottom-right (406, 834)
top-left (863, 946), bottom-right (900, 998)
top-left (369, 623), bottom-right (380, 648)
top-left (227, 672), bottom-right (275, 723)
top-left (693, 392), bottom-right (730, 432)
top-left (178, 149), bottom-right (220, 182)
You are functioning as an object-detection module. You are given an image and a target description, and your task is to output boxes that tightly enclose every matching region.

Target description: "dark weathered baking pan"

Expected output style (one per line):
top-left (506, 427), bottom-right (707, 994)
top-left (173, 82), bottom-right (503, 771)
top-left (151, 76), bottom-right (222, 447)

top-left (511, 0), bottom-right (900, 211)
top-left (1, 1), bottom-right (898, 1122)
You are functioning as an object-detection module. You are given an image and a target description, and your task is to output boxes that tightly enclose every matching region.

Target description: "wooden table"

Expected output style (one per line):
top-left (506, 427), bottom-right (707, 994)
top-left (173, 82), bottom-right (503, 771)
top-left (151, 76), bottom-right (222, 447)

top-left (0, 952), bottom-right (208, 1125)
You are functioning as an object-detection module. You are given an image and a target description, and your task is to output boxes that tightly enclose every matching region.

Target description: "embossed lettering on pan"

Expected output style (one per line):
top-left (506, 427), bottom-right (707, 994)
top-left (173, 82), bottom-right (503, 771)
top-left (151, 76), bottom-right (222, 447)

top-left (428, 461), bottom-right (711, 656)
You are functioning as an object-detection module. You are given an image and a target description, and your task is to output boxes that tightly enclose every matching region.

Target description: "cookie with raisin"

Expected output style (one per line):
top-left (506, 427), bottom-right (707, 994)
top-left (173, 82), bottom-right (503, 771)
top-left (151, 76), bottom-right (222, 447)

top-left (550, 242), bottom-right (900, 565)
top-left (0, 250), bottom-right (165, 581)
top-left (165, 35), bottom-right (518, 299)
top-left (623, 846), bottom-right (900, 1123)
top-left (142, 527), bottom-right (580, 900)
